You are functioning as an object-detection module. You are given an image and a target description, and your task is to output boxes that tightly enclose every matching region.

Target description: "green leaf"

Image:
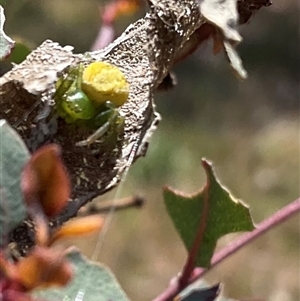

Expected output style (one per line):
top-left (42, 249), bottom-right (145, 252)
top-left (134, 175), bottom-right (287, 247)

top-left (0, 120), bottom-right (29, 246)
top-left (8, 40), bottom-right (32, 64)
top-left (0, 5), bottom-right (14, 60)
top-left (164, 159), bottom-right (255, 267)
top-left (33, 249), bottom-right (131, 301)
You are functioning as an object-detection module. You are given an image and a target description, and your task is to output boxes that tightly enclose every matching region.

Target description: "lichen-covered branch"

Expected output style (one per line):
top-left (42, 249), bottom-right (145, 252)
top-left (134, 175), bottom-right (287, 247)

top-left (0, 0), bottom-right (271, 256)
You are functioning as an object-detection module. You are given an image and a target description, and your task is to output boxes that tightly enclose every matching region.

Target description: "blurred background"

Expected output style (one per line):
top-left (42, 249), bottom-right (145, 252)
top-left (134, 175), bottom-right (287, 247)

top-left (2, 0), bottom-right (299, 300)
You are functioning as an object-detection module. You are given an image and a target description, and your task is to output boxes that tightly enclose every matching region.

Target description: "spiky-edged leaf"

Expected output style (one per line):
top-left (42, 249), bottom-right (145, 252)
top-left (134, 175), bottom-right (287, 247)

top-left (164, 159), bottom-right (254, 267)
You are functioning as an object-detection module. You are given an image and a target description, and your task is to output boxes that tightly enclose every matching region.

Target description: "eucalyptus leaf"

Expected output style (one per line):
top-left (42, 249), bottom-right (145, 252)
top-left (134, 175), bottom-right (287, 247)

top-left (0, 5), bottom-right (14, 59)
top-left (33, 249), bottom-right (131, 301)
top-left (0, 120), bottom-right (29, 246)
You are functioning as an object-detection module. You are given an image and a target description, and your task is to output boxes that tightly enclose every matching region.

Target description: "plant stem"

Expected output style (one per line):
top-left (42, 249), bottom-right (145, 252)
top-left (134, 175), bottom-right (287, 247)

top-left (152, 198), bottom-right (300, 301)
top-left (178, 160), bottom-right (211, 288)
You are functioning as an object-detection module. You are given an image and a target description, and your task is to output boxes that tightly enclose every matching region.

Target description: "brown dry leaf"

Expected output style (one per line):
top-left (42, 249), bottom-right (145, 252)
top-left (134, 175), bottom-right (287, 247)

top-left (21, 144), bottom-right (71, 217)
top-left (49, 215), bottom-right (105, 245)
top-left (199, 0), bottom-right (247, 79)
top-left (17, 246), bottom-right (72, 290)
top-left (0, 252), bottom-right (48, 301)
top-left (0, 252), bottom-right (18, 280)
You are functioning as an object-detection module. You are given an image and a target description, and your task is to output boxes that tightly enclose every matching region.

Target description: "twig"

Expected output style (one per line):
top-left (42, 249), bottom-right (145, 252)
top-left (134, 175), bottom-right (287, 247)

top-left (79, 195), bottom-right (145, 216)
top-left (178, 161), bottom-right (211, 288)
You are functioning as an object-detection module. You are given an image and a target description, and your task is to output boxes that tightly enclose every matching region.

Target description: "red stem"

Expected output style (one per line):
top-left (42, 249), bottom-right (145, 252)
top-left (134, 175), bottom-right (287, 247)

top-left (178, 162), bottom-right (210, 287)
top-left (152, 198), bottom-right (300, 301)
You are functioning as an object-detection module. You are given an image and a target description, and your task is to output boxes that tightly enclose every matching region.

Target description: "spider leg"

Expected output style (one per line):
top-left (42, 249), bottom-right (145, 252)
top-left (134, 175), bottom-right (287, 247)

top-left (76, 110), bottom-right (124, 147)
top-left (76, 121), bottom-right (111, 146)
top-left (53, 65), bottom-right (82, 103)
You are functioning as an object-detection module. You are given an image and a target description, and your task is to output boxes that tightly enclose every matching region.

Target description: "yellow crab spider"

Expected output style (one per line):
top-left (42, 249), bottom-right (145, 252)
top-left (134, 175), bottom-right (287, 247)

top-left (54, 61), bottom-right (129, 146)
